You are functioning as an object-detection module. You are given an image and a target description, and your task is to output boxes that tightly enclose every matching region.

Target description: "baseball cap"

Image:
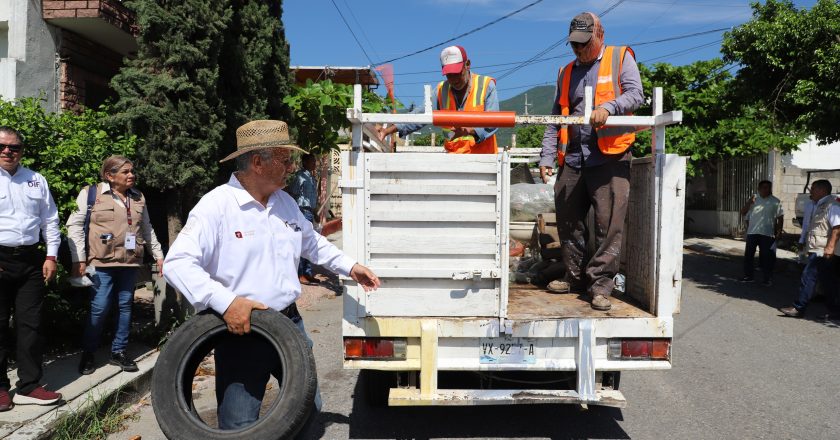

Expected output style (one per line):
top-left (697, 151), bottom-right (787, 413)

top-left (568, 12), bottom-right (595, 44)
top-left (440, 45), bottom-right (468, 75)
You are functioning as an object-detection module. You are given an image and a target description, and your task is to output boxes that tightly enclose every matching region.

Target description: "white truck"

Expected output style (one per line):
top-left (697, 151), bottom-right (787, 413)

top-left (339, 85), bottom-right (685, 408)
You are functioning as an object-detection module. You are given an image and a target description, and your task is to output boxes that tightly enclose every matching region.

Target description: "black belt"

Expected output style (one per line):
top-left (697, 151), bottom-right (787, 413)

top-left (280, 303), bottom-right (301, 321)
top-left (0, 243), bottom-right (40, 255)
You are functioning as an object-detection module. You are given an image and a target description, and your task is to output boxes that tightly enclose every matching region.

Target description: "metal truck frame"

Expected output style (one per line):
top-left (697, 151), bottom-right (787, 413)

top-left (340, 84), bottom-right (685, 407)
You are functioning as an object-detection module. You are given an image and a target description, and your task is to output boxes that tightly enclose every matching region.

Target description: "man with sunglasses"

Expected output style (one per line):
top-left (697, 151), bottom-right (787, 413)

top-left (0, 127), bottom-right (62, 411)
top-left (538, 12), bottom-right (644, 311)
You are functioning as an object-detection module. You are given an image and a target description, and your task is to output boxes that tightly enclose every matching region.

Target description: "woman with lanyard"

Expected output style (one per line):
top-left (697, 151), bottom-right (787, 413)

top-left (66, 155), bottom-right (164, 375)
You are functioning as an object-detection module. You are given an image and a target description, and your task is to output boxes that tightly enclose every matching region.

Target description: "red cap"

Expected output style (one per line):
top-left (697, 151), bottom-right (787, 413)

top-left (440, 45), bottom-right (468, 75)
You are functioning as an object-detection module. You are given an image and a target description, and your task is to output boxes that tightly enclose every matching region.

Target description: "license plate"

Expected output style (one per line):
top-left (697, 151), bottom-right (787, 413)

top-left (479, 337), bottom-right (537, 364)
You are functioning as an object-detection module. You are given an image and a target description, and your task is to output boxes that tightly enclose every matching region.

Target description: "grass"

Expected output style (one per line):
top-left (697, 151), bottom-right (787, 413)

top-left (50, 388), bottom-right (139, 440)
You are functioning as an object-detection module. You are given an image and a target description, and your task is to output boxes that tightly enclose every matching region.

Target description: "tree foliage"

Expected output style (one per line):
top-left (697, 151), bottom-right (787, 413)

top-left (722, 0), bottom-right (840, 142)
top-left (514, 125), bottom-right (545, 149)
top-left (634, 59), bottom-right (803, 173)
top-left (283, 79), bottom-right (387, 155)
top-left (0, 97), bottom-right (136, 223)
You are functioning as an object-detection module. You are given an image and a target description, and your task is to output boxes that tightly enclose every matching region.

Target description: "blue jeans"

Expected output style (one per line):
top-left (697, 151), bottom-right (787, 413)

top-left (83, 266), bottom-right (138, 353)
top-left (215, 316), bottom-right (322, 430)
top-left (744, 234), bottom-right (775, 281)
top-left (298, 209), bottom-right (315, 278)
top-left (794, 253), bottom-right (838, 311)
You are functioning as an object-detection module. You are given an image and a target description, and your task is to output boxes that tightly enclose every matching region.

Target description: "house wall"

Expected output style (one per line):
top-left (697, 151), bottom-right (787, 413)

top-left (774, 148), bottom-right (840, 234)
top-left (1, 0), bottom-right (60, 108)
top-left (58, 29), bottom-right (122, 110)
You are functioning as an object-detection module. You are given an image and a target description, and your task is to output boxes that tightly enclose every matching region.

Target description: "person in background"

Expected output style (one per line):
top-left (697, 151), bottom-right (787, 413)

top-left (164, 120), bottom-right (380, 429)
top-left (780, 180), bottom-right (839, 318)
top-left (68, 156), bottom-right (164, 375)
top-left (739, 180), bottom-right (784, 286)
top-left (538, 12), bottom-right (644, 310)
top-left (377, 45), bottom-right (500, 154)
top-left (0, 126), bottom-right (62, 411)
top-left (289, 154), bottom-right (319, 285)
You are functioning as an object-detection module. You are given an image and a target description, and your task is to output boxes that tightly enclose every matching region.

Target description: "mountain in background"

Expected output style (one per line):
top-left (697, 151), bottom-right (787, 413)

top-left (497, 85), bottom-right (554, 147)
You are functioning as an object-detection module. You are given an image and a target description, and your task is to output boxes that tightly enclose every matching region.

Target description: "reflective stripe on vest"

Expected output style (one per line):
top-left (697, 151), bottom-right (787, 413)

top-left (556, 46), bottom-right (636, 165)
top-left (436, 74), bottom-right (498, 154)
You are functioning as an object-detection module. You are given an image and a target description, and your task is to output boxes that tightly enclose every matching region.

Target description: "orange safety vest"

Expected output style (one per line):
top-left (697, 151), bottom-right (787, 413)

top-left (555, 46), bottom-right (636, 166)
top-left (436, 74), bottom-right (498, 154)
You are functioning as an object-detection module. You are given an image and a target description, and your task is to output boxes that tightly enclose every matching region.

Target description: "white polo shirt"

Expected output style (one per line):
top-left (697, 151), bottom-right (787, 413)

top-left (164, 174), bottom-right (355, 314)
top-left (0, 166), bottom-right (60, 256)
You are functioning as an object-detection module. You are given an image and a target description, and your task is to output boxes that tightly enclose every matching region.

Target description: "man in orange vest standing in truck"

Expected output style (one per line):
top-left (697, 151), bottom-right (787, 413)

top-left (377, 45), bottom-right (499, 154)
top-left (538, 12), bottom-right (644, 311)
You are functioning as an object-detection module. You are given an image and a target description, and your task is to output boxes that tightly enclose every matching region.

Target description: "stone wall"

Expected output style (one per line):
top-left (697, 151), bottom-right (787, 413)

top-left (58, 29), bottom-right (122, 110)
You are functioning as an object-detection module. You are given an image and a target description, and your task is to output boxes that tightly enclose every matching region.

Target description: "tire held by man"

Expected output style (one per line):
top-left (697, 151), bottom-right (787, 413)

top-left (151, 309), bottom-right (317, 440)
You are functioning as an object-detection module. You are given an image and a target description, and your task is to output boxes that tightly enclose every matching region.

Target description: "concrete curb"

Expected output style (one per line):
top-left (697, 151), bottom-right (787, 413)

top-left (4, 349), bottom-right (159, 440)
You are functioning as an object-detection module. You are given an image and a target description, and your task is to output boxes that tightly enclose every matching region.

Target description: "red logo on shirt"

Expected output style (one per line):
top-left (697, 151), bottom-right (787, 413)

top-left (235, 231), bottom-right (243, 238)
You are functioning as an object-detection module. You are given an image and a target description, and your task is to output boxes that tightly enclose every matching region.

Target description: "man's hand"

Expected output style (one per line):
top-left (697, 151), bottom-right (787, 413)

top-left (43, 259), bottom-right (57, 283)
top-left (376, 125), bottom-right (397, 142)
top-left (452, 127), bottom-right (476, 139)
top-left (222, 296), bottom-right (268, 335)
top-left (825, 245), bottom-right (835, 259)
top-left (71, 261), bottom-right (87, 278)
top-left (539, 166), bottom-right (554, 184)
top-left (156, 258), bottom-right (164, 276)
top-left (350, 263), bottom-right (381, 292)
top-left (590, 107), bottom-right (610, 128)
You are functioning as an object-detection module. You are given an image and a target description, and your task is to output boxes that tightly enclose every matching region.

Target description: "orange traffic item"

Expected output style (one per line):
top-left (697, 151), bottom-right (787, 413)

top-left (432, 110), bottom-right (516, 128)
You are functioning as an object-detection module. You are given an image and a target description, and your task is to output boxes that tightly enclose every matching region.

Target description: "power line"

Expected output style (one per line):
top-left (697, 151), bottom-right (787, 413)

top-left (640, 39), bottom-right (723, 63)
top-left (375, 0), bottom-right (544, 65)
top-left (341, 0), bottom-right (381, 62)
top-left (493, 0), bottom-right (628, 80)
top-left (329, 0), bottom-right (375, 66)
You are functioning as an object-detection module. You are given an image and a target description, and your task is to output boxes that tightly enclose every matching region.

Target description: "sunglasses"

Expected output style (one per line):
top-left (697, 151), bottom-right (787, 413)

top-left (570, 41), bottom-right (588, 49)
top-left (0, 144), bottom-right (23, 153)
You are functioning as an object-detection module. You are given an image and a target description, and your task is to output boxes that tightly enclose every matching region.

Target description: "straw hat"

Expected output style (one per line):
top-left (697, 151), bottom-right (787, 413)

top-left (219, 120), bottom-right (306, 162)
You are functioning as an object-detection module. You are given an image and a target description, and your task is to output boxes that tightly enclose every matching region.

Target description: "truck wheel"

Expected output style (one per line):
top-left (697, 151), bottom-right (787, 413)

top-left (360, 369), bottom-right (397, 407)
top-left (151, 310), bottom-right (317, 440)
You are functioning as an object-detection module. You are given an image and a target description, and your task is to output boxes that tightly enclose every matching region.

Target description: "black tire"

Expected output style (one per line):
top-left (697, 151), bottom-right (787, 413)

top-left (151, 309), bottom-right (317, 440)
top-left (360, 369), bottom-right (397, 407)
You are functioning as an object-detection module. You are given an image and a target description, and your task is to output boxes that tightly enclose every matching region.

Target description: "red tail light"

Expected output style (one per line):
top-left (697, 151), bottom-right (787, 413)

top-left (344, 338), bottom-right (407, 360)
top-left (608, 339), bottom-right (670, 360)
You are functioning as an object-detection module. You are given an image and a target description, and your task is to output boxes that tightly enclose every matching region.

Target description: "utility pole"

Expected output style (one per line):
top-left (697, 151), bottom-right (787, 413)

top-left (524, 93), bottom-right (531, 116)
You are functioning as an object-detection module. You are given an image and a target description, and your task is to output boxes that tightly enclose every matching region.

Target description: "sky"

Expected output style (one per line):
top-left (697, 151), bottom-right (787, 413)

top-left (284, 0), bottom-right (819, 106)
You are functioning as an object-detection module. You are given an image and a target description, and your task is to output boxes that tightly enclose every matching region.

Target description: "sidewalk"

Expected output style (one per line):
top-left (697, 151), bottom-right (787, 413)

top-left (683, 235), bottom-right (801, 274)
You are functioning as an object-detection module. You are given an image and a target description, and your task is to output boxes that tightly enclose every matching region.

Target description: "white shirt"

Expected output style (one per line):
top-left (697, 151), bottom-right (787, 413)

top-left (745, 195), bottom-right (783, 237)
top-left (164, 174), bottom-right (355, 315)
top-left (0, 166), bottom-right (60, 256)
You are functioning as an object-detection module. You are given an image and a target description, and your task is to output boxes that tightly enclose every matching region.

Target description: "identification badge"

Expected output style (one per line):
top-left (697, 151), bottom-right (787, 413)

top-left (125, 233), bottom-right (136, 250)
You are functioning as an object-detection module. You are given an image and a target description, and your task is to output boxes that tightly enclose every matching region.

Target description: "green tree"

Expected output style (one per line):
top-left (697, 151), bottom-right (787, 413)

top-left (722, 0), bottom-right (840, 142)
top-left (634, 59), bottom-right (803, 173)
top-left (111, 0), bottom-right (230, 242)
top-left (283, 79), bottom-right (387, 155)
top-left (217, 0), bottom-right (293, 162)
top-left (514, 125), bottom-right (545, 149)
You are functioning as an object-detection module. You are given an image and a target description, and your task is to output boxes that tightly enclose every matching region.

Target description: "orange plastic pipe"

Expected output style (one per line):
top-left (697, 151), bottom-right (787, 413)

top-left (432, 110), bottom-right (516, 128)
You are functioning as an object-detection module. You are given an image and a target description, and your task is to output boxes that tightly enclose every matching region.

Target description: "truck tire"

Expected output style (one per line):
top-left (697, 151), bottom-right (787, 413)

top-left (151, 310), bottom-right (317, 440)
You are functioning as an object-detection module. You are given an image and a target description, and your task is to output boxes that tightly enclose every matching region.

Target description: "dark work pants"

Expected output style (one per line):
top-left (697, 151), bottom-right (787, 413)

top-left (0, 247), bottom-right (46, 394)
top-left (554, 159), bottom-right (630, 297)
top-left (743, 234), bottom-right (776, 281)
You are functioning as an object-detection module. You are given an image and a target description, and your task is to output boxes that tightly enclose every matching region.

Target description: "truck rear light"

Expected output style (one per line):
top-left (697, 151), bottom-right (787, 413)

top-left (608, 339), bottom-right (670, 360)
top-left (344, 338), bottom-right (407, 360)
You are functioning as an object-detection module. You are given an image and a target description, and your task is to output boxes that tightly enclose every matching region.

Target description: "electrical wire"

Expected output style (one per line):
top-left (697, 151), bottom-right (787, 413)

top-left (375, 0), bottom-right (544, 65)
top-left (329, 0), bottom-right (375, 66)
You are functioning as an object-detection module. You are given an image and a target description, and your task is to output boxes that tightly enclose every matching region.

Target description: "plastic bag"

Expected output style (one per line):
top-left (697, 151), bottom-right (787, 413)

top-left (510, 183), bottom-right (554, 222)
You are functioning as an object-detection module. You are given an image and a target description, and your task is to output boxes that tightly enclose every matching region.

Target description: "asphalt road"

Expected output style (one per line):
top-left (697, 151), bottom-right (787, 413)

top-left (112, 251), bottom-right (840, 439)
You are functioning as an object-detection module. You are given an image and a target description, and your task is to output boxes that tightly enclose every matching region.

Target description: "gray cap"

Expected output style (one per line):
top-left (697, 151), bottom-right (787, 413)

top-left (568, 12), bottom-right (595, 44)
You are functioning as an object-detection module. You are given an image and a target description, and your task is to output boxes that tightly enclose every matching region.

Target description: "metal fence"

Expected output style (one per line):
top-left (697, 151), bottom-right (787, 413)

top-left (686, 155), bottom-right (768, 212)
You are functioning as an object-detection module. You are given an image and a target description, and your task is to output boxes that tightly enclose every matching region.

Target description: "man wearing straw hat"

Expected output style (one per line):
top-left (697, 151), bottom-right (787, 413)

top-left (164, 120), bottom-right (380, 429)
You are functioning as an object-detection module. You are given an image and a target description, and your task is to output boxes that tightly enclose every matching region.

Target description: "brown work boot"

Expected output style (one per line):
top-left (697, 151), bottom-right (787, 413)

top-left (547, 280), bottom-right (583, 294)
top-left (591, 294), bottom-right (612, 311)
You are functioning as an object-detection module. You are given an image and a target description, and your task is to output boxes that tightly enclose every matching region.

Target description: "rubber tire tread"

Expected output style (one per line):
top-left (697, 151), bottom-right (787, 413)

top-left (151, 309), bottom-right (317, 440)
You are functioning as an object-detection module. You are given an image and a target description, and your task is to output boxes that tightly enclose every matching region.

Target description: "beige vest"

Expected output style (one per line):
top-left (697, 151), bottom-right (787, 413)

top-left (87, 183), bottom-right (147, 267)
top-left (806, 197), bottom-right (839, 256)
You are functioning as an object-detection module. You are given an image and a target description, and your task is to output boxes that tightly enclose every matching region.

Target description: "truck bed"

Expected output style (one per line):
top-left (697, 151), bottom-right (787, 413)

top-left (507, 284), bottom-right (654, 320)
